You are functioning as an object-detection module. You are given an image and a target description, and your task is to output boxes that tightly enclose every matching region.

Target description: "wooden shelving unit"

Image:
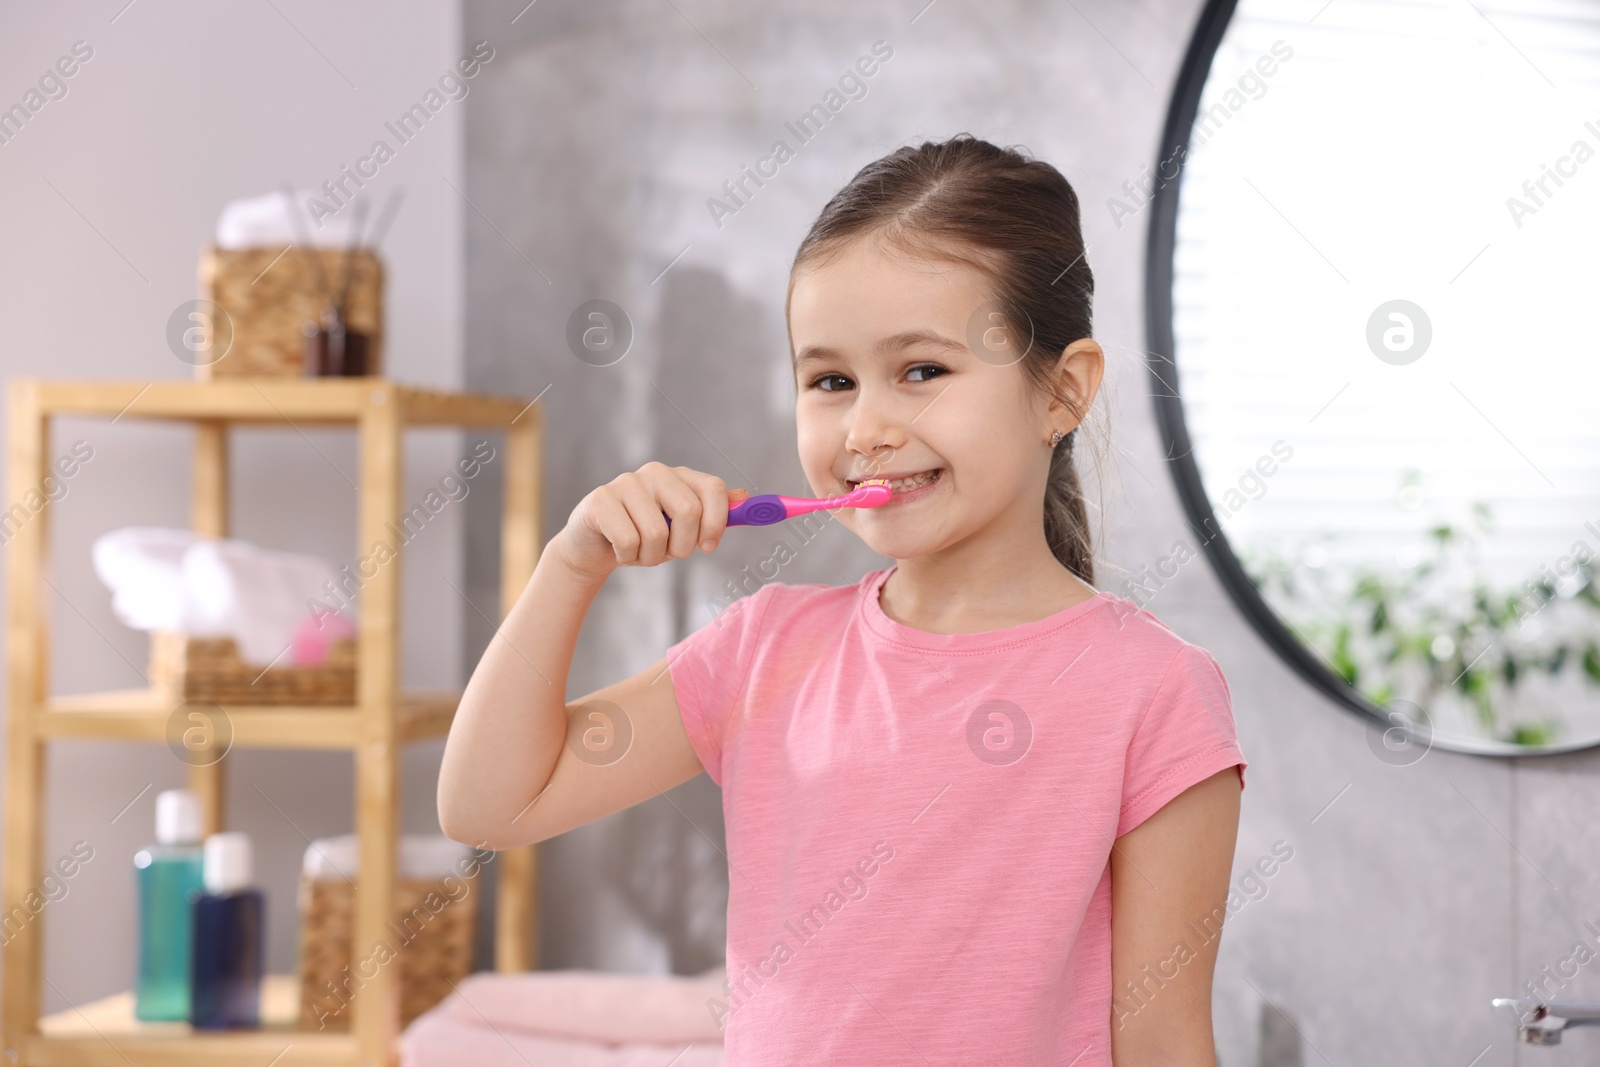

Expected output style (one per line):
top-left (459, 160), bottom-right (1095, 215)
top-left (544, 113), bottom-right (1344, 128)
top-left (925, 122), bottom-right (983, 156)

top-left (1, 378), bottom-right (545, 1067)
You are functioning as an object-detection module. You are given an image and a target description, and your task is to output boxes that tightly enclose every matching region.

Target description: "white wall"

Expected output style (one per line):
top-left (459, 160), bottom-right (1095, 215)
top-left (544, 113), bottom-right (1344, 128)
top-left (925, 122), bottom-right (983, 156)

top-left (0, 1), bottom-right (467, 1013)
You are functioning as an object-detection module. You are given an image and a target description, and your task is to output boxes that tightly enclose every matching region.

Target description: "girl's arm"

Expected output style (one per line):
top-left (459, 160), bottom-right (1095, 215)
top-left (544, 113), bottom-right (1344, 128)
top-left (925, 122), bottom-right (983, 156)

top-left (1108, 766), bottom-right (1243, 1066)
top-left (437, 462), bottom-right (730, 850)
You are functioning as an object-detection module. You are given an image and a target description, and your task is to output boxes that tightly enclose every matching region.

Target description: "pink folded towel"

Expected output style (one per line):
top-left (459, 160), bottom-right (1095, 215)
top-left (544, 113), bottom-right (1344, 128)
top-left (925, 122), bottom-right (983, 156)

top-left (429, 966), bottom-right (728, 1046)
top-left (401, 1019), bottom-right (725, 1067)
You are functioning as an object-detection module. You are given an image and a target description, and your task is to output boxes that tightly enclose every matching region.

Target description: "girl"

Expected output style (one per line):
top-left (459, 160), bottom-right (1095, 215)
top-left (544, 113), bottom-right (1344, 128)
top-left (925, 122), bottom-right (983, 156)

top-left (438, 134), bottom-right (1247, 1066)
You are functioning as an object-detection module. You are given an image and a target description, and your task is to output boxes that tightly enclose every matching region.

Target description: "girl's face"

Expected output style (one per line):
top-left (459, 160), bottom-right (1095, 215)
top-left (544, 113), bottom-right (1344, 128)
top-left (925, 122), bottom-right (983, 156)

top-left (787, 236), bottom-right (1095, 563)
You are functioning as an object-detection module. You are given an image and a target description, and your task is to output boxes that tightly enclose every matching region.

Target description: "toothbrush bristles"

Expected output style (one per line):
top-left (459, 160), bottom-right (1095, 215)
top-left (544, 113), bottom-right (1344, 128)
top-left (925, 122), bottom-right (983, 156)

top-left (852, 477), bottom-right (894, 505)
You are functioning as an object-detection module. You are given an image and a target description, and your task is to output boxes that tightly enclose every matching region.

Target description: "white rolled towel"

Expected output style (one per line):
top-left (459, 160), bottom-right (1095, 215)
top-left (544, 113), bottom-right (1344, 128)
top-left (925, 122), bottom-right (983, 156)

top-left (91, 525), bottom-right (349, 666)
top-left (302, 833), bottom-right (473, 881)
top-left (215, 188), bottom-right (363, 249)
top-left (90, 526), bottom-right (198, 632)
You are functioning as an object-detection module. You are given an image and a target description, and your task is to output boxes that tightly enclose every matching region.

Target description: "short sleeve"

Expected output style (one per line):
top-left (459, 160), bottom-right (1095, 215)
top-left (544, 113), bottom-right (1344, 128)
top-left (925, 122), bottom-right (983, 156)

top-left (1117, 643), bottom-right (1247, 837)
top-left (665, 582), bottom-right (780, 786)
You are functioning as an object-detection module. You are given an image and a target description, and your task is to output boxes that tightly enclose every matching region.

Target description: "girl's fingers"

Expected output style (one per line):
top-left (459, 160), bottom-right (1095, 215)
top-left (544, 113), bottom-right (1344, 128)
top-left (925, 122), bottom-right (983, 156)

top-left (678, 468), bottom-right (728, 551)
top-left (654, 476), bottom-right (705, 560)
top-left (589, 487), bottom-right (642, 566)
top-left (598, 464), bottom-right (730, 565)
top-left (614, 476), bottom-right (671, 566)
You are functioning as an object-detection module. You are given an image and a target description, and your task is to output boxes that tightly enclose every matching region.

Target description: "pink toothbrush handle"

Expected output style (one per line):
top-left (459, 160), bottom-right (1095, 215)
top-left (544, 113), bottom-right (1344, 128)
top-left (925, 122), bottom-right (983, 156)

top-left (663, 488), bottom-right (876, 529)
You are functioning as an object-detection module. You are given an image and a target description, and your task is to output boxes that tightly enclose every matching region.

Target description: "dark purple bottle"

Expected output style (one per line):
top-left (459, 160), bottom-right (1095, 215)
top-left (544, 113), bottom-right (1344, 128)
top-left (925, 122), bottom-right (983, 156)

top-left (189, 832), bottom-right (263, 1029)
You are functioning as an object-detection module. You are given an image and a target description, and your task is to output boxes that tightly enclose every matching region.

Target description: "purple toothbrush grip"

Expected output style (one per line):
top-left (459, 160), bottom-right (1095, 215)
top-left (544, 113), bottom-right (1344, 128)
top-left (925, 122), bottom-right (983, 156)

top-left (662, 493), bottom-right (787, 529)
top-left (727, 494), bottom-right (787, 526)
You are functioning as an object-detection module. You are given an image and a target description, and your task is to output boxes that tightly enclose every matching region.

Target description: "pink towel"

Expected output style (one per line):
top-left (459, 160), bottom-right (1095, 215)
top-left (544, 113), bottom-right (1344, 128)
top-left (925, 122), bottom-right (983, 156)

top-left (401, 1021), bottom-right (724, 1067)
top-left (400, 966), bottom-right (727, 1067)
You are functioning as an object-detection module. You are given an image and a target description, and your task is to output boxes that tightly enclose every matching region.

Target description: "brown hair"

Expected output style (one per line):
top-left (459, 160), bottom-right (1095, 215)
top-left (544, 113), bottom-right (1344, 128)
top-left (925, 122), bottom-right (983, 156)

top-left (785, 133), bottom-right (1100, 584)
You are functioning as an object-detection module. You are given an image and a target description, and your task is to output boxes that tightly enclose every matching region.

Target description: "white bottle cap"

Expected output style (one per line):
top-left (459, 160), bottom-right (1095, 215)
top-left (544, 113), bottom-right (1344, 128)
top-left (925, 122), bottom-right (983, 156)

top-left (203, 831), bottom-right (253, 894)
top-left (155, 789), bottom-right (201, 845)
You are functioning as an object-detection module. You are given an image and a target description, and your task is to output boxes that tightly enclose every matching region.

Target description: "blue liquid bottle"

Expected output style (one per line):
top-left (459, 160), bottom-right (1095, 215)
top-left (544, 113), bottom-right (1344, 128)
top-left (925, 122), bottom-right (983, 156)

top-left (134, 789), bottom-right (205, 1021)
top-left (190, 831), bottom-right (264, 1029)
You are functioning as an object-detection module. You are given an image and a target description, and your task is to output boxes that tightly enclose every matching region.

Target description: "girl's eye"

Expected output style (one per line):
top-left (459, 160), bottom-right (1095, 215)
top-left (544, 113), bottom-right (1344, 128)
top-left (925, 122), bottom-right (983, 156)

top-left (806, 364), bottom-right (948, 391)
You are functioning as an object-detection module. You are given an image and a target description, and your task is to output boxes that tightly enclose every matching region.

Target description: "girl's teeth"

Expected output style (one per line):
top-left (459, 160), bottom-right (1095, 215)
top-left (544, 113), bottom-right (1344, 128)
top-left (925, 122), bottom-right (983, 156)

top-left (889, 470), bottom-right (940, 491)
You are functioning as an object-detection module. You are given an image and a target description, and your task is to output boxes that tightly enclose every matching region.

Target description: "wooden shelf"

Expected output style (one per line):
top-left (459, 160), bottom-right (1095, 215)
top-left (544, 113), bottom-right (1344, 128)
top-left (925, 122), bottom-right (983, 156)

top-left (2, 376), bottom-right (546, 1067)
top-left (40, 688), bottom-right (461, 747)
top-left (18, 377), bottom-right (533, 427)
top-left (31, 975), bottom-right (354, 1066)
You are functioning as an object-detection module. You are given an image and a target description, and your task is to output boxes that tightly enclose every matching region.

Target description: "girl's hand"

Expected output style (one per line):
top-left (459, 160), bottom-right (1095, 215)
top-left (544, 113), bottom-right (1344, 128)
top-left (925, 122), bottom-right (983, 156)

top-left (554, 462), bottom-right (729, 581)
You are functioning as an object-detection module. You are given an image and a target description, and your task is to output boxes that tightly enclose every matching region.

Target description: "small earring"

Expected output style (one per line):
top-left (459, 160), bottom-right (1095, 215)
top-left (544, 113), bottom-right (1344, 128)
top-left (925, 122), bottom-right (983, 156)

top-left (1049, 430), bottom-right (1064, 447)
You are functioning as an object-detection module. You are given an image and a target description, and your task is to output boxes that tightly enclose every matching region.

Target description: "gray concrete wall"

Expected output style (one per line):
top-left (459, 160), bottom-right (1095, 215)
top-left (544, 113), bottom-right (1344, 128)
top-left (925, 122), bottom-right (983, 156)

top-left (460, 2), bottom-right (1592, 1065)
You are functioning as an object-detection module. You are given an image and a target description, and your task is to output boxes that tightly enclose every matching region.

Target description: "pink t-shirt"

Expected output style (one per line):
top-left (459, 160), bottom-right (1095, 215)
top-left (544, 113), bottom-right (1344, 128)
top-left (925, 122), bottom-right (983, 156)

top-left (666, 565), bottom-right (1247, 1066)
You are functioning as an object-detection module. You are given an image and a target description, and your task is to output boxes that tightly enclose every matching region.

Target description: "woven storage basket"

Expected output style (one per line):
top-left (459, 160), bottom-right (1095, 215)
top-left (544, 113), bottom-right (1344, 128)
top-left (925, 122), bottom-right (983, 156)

top-left (149, 630), bottom-right (356, 705)
top-left (197, 244), bottom-right (384, 379)
top-left (296, 869), bottom-right (478, 1032)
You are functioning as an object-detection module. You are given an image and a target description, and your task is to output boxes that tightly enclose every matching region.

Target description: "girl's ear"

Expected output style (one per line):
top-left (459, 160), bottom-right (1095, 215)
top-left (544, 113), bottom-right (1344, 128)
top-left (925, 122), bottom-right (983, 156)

top-left (1050, 338), bottom-right (1105, 424)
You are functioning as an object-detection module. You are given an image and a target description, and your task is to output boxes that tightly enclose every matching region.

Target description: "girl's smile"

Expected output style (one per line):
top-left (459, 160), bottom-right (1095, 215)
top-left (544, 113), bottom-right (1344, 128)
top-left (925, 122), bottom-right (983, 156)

top-left (853, 467), bottom-right (944, 505)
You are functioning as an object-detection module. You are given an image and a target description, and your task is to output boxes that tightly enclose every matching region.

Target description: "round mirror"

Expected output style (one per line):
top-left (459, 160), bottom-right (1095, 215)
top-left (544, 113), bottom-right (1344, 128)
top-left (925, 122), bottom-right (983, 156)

top-left (1146, 0), bottom-right (1600, 755)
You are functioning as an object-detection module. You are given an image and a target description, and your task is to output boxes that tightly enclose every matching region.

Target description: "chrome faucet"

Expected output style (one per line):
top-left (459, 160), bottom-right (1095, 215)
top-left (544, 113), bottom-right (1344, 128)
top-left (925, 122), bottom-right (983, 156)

top-left (1493, 997), bottom-right (1600, 1044)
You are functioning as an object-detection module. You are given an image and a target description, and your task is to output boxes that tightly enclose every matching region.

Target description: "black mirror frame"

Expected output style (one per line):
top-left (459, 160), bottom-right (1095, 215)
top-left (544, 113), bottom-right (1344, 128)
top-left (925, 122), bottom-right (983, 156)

top-left (1143, 0), bottom-right (1570, 756)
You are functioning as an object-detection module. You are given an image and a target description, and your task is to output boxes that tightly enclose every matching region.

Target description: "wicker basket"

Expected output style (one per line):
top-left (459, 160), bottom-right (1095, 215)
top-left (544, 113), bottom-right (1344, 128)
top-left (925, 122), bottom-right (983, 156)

top-left (296, 869), bottom-right (478, 1032)
top-left (197, 244), bottom-right (385, 379)
top-left (149, 630), bottom-right (356, 706)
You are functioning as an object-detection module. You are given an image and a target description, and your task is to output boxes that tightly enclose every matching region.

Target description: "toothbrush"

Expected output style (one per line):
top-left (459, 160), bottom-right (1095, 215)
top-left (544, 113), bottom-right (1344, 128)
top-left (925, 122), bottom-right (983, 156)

top-left (665, 478), bottom-right (894, 528)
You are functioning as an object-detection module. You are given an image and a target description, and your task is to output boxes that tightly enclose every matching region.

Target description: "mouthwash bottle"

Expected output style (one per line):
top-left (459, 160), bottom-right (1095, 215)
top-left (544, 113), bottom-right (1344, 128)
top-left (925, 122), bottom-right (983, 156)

top-left (190, 831), bottom-right (264, 1028)
top-left (133, 789), bottom-right (205, 1021)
